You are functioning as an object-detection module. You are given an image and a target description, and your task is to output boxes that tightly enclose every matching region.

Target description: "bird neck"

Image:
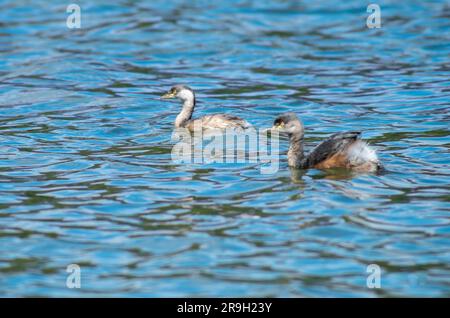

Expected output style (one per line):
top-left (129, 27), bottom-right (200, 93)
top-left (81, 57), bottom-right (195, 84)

top-left (287, 133), bottom-right (305, 168)
top-left (175, 98), bottom-right (195, 128)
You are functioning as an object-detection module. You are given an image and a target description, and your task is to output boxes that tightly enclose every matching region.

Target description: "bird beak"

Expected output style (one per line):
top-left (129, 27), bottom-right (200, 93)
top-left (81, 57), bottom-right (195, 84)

top-left (161, 91), bottom-right (176, 99)
top-left (271, 123), bottom-right (284, 130)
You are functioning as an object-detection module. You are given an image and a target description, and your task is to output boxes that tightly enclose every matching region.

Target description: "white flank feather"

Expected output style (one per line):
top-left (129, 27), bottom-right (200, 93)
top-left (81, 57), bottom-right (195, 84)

top-left (347, 140), bottom-right (378, 166)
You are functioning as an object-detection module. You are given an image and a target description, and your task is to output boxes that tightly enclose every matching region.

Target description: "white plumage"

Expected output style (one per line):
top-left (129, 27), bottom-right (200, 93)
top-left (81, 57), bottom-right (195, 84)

top-left (347, 141), bottom-right (379, 171)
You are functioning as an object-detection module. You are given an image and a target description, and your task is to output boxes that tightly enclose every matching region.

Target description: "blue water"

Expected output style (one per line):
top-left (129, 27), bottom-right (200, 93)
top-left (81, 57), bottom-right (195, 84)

top-left (0, 0), bottom-right (449, 297)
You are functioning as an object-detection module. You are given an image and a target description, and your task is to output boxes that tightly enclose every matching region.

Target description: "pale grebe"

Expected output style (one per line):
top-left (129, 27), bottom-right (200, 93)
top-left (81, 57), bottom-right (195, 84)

top-left (161, 85), bottom-right (251, 131)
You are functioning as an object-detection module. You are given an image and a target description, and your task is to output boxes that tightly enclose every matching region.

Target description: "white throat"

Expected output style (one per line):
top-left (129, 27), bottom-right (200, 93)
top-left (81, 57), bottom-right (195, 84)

top-left (178, 89), bottom-right (194, 102)
top-left (174, 89), bottom-right (195, 128)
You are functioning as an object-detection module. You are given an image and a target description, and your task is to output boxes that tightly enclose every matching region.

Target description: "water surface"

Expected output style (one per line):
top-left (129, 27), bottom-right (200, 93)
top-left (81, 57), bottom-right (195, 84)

top-left (0, 0), bottom-right (449, 297)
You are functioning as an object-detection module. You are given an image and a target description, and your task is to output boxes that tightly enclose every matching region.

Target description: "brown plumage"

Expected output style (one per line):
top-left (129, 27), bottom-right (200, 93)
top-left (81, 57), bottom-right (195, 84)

top-left (313, 152), bottom-right (349, 169)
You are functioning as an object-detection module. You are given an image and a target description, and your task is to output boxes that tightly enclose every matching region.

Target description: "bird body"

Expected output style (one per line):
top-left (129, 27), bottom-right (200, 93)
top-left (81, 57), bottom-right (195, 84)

top-left (184, 114), bottom-right (251, 131)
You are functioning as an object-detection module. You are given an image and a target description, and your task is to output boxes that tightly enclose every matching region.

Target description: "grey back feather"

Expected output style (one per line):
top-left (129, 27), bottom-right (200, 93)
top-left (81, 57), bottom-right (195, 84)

top-left (303, 131), bottom-right (361, 167)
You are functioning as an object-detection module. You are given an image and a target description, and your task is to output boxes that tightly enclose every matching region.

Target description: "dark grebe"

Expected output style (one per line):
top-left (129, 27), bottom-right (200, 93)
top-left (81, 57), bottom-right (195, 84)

top-left (272, 112), bottom-right (381, 172)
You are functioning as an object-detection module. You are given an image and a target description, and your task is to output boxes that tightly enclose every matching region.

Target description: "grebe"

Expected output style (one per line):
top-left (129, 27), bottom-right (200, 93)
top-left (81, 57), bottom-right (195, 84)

top-left (272, 112), bottom-right (381, 172)
top-left (161, 85), bottom-right (251, 131)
